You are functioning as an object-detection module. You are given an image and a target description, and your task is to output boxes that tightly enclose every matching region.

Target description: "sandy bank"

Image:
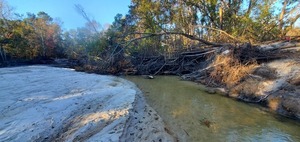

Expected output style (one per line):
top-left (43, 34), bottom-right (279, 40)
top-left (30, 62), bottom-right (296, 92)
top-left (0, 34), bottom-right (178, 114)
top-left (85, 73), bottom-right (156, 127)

top-left (229, 59), bottom-right (300, 119)
top-left (0, 66), bottom-right (174, 141)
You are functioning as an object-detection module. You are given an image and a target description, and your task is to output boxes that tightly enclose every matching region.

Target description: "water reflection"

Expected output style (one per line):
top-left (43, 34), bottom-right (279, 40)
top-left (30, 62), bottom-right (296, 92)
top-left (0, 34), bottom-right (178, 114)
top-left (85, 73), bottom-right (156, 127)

top-left (126, 76), bottom-right (300, 142)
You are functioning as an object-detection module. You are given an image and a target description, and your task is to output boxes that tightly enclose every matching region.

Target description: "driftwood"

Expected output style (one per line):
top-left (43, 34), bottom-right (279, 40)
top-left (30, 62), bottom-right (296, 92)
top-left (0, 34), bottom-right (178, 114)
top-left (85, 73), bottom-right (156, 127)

top-left (258, 41), bottom-right (300, 51)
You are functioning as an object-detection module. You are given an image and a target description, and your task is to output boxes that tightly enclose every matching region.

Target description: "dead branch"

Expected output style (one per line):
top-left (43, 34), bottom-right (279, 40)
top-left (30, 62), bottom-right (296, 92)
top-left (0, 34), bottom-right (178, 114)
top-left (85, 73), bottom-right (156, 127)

top-left (183, 50), bottom-right (216, 57)
top-left (259, 42), bottom-right (300, 51)
top-left (194, 25), bottom-right (241, 42)
top-left (74, 4), bottom-right (99, 34)
top-left (128, 32), bottom-right (225, 46)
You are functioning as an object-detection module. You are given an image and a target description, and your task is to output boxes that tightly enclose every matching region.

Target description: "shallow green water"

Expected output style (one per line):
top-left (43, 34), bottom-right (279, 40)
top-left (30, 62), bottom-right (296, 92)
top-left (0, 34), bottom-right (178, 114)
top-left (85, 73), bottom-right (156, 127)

top-left (126, 76), bottom-right (300, 142)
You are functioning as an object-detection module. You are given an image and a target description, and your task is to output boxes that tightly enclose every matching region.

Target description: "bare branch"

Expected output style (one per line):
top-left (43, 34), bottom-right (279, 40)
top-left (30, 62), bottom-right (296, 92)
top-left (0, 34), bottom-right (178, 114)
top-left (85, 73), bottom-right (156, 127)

top-left (194, 25), bottom-right (241, 42)
top-left (74, 4), bottom-right (99, 34)
top-left (126, 32), bottom-right (225, 46)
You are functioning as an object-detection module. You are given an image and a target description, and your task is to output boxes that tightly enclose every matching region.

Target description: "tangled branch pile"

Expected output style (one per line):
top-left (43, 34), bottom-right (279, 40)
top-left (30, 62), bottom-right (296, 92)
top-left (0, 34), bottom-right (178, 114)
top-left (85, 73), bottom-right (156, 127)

top-left (180, 41), bottom-right (300, 88)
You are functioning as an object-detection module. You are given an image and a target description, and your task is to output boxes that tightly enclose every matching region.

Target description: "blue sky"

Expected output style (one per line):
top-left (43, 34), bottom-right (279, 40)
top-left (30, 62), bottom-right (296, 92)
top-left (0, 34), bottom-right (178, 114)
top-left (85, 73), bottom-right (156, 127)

top-left (6, 0), bottom-right (300, 30)
top-left (8, 0), bottom-right (131, 30)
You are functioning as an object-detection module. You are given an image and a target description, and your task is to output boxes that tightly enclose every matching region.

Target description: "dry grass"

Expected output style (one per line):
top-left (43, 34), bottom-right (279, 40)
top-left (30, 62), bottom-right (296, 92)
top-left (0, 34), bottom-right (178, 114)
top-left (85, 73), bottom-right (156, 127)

top-left (268, 97), bottom-right (281, 111)
top-left (210, 54), bottom-right (257, 87)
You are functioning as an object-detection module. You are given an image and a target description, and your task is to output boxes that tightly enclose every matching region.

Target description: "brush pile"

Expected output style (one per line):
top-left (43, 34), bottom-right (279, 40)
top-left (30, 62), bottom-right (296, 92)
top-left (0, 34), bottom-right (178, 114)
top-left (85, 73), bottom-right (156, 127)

top-left (177, 41), bottom-right (300, 87)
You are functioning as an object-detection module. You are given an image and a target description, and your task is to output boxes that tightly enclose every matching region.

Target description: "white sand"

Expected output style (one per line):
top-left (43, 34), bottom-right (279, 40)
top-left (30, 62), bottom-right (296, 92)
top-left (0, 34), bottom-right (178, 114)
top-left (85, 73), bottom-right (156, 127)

top-left (0, 66), bottom-right (174, 142)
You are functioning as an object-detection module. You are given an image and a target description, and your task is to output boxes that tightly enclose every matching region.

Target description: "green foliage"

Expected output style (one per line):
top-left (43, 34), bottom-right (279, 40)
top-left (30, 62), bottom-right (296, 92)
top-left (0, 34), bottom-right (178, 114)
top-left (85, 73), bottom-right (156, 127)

top-left (0, 10), bottom-right (64, 63)
top-left (1, 0), bottom-right (299, 69)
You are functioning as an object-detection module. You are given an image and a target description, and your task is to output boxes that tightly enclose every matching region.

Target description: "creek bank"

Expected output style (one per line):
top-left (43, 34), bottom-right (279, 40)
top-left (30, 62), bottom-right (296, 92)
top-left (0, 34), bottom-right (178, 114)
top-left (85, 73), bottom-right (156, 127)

top-left (0, 66), bottom-right (174, 141)
top-left (182, 41), bottom-right (300, 120)
top-left (229, 59), bottom-right (300, 119)
top-left (201, 59), bottom-right (300, 119)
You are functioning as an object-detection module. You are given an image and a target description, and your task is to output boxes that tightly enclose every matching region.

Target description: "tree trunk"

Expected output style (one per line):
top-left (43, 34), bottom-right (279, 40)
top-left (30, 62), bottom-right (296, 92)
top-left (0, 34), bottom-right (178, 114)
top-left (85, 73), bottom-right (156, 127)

top-left (246, 0), bottom-right (255, 17)
top-left (289, 14), bottom-right (300, 28)
top-left (279, 0), bottom-right (287, 36)
top-left (219, 1), bottom-right (223, 30)
top-left (40, 32), bottom-right (46, 57)
top-left (0, 46), bottom-right (7, 63)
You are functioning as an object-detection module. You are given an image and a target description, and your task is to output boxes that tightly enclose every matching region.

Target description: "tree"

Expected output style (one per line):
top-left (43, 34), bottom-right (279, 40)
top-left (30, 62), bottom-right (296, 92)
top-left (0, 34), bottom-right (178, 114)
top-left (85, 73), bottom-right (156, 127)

top-left (0, 0), bottom-right (13, 63)
top-left (278, 0), bottom-right (300, 36)
top-left (74, 4), bottom-right (101, 34)
top-left (22, 12), bottom-right (63, 58)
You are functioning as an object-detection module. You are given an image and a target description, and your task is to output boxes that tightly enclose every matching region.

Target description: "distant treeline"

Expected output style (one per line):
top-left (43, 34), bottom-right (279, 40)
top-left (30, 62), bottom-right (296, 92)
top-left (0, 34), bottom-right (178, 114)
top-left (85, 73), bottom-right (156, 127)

top-left (1, 0), bottom-right (299, 72)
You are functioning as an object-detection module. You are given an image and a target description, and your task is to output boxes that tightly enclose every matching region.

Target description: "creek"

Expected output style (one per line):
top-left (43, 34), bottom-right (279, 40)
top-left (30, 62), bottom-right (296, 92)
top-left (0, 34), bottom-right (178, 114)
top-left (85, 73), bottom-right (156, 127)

top-left (126, 76), bottom-right (300, 142)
